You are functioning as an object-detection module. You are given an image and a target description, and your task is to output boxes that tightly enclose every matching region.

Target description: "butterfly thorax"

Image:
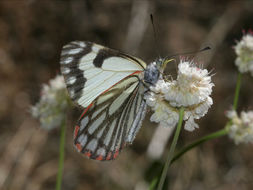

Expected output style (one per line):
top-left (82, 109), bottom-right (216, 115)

top-left (144, 59), bottom-right (163, 85)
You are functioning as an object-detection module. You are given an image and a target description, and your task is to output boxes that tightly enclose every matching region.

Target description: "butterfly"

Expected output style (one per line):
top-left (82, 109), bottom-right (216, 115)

top-left (60, 41), bottom-right (167, 161)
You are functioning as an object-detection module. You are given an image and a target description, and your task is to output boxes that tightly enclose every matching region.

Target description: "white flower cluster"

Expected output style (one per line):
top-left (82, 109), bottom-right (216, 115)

top-left (31, 75), bottom-right (71, 130)
top-left (145, 60), bottom-right (214, 131)
top-left (226, 110), bottom-right (253, 144)
top-left (234, 33), bottom-right (253, 76)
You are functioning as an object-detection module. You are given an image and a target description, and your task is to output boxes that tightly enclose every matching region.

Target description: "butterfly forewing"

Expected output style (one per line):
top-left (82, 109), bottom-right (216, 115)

top-left (60, 41), bottom-right (146, 108)
top-left (74, 75), bottom-right (147, 160)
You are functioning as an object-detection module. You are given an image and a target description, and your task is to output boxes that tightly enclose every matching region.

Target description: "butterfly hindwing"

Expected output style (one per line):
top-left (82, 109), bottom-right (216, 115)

top-left (73, 75), bottom-right (147, 161)
top-left (60, 41), bottom-right (146, 108)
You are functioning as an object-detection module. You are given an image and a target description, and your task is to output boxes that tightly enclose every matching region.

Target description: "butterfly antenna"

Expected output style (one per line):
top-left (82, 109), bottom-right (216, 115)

top-left (162, 46), bottom-right (211, 72)
top-left (150, 14), bottom-right (161, 58)
top-left (165, 46), bottom-right (211, 60)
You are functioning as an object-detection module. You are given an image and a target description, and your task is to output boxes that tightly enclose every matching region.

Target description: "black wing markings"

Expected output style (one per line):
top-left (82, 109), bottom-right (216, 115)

top-left (73, 75), bottom-right (145, 160)
top-left (60, 41), bottom-right (146, 107)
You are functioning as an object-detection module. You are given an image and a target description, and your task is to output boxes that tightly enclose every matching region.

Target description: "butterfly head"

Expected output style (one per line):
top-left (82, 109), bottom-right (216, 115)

top-left (143, 58), bottom-right (174, 86)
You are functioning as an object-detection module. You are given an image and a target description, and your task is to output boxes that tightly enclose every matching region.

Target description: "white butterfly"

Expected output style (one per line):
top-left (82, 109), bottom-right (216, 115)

top-left (60, 41), bottom-right (165, 161)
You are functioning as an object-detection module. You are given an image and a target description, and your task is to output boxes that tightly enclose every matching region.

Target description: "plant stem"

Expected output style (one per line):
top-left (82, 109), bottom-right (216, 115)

top-left (55, 120), bottom-right (66, 190)
top-left (149, 177), bottom-right (158, 190)
top-left (233, 72), bottom-right (242, 110)
top-left (171, 127), bottom-right (229, 165)
top-left (157, 107), bottom-right (184, 190)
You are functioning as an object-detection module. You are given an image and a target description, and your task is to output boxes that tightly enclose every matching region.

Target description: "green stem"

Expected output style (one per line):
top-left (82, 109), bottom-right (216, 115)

top-left (171, 127), bottom-right (229, 165)
top-left (233, 72), bottom-right (242, 110)
top-left (55, 120), bottom-right (66, 190)
top-left (149, 177), bottom-right (158, 190)
top-left (157, 107), bottom-right (184, 190)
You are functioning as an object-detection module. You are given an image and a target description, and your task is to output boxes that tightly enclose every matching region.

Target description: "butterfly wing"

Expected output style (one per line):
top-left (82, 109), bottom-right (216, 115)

top-left (60, 41), bottom-right (148, 160)
top-left (60, 41), bottom-right (146, 107)
top-left (74, 74), bottom-right (147, 161)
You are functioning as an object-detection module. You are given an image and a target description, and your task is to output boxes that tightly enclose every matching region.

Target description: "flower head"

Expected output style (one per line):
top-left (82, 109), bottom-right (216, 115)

top-left (234, 32), bottom-right (253, 76)
top-left (31, 75), bottom-right (72, 130)
top-left (226, 109), bottom-right (253, 144)
top-left (163, 61), bottom-right (213, 107)
top-left (145, 60), bottom-right (214, 131)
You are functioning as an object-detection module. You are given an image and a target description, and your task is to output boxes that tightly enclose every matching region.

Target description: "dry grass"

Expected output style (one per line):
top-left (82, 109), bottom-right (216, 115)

top-left (0, 1), bottom-right (253, 190)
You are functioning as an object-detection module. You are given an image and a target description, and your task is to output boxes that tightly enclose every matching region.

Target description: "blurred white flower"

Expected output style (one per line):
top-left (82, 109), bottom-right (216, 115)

top-left (226, 109), bottom-right (253, 144)
top-left (234, 32), bottom-right (253, 76)
top-left (145, 60), bottom-right (214, 131)
top-left (31, 75), bottom-right (71, 130)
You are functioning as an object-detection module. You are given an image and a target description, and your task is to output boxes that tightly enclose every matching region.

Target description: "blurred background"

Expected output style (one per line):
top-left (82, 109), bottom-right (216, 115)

top-left (0, 0), bottom-right (253, 190)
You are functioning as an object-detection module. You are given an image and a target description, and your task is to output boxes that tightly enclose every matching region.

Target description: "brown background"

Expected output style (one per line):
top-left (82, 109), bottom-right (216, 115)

top-left (0, 0), bottom-right (253, 190)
